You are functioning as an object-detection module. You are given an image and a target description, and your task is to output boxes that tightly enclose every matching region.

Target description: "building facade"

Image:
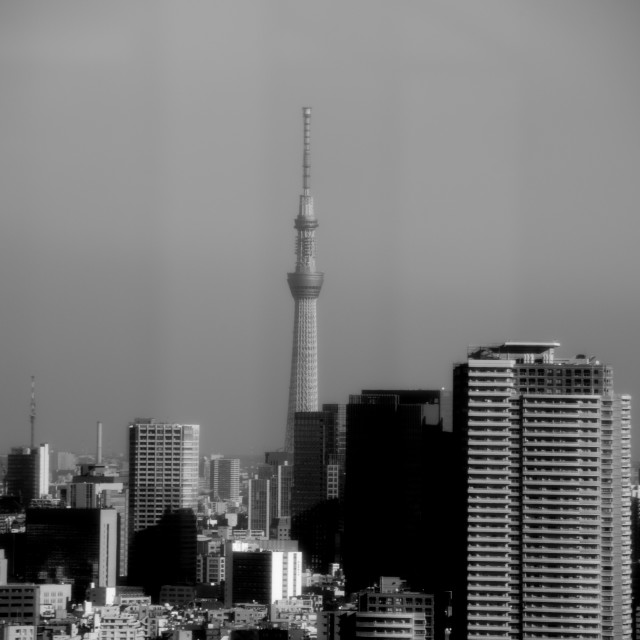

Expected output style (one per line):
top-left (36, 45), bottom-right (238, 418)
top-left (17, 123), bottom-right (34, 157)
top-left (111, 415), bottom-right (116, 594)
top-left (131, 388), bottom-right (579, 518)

top-left (225, 546), bottom-right (302, 607)
top-left (453, 341), bottom-right (632, 639)
top-left (128, 421), bottom-right (199, 536)
top-left (211, 458), bottom-right (240, 502)
top-left (25, 508), bottom-right (117, 601)
top-left (285, 107), bottom-right (323, 454)
top-left (5, 445), bottom-right (49, 508)
top-left (344, 390), bottom-right (454, 599)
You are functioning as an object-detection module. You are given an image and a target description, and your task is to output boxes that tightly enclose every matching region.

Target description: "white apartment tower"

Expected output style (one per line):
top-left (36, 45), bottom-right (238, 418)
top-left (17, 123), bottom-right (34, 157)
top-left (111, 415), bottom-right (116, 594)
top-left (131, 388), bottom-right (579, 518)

top-left (128, 420), bottom-right (199, 535)
top-left (453, 341), bottom-right (632, 640)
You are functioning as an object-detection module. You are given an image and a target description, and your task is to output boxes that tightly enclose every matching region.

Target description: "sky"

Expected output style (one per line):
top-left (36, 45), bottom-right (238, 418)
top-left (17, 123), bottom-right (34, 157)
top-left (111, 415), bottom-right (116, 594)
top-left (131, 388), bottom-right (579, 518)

top-left (1, 1), bottom-right (640, 459)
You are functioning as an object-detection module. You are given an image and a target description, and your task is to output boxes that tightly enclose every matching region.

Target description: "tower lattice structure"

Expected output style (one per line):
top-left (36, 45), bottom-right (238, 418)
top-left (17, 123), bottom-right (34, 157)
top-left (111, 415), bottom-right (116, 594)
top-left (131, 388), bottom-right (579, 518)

top-left (285, 107), bottom-right (323, 453)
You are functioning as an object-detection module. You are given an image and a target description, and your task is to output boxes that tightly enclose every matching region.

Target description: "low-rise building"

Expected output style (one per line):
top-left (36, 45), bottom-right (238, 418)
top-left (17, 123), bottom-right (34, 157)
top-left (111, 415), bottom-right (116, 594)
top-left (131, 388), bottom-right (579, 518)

top-left (0, 623), bottom-right (35, 640)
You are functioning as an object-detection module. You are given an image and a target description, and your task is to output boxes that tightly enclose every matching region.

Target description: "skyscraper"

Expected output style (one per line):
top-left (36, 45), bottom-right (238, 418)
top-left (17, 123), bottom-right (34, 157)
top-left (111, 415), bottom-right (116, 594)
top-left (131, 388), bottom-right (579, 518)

top-left (290, 408), bottom-right (343, 573)
top-left (453, 341), bottom-right (632, 640)
top-left (211, 457), bottom-right (240, 501)
top-left (128, 420), bottom-right (199, 537)
top-left (285, 107), bottom-right (323, 453)
top-left (344, 390), bottom-right (454, 601)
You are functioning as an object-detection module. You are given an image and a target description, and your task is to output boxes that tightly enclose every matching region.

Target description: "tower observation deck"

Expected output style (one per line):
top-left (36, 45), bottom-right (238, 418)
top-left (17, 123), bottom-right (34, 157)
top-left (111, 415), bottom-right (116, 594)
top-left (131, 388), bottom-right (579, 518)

top-left (285, 107), bottom-right (323, 453)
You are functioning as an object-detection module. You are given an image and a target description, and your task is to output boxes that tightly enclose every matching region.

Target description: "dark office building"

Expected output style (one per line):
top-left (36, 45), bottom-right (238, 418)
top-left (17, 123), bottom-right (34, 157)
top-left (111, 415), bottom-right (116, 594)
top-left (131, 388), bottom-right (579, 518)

top-left (128, 507), bottom-right (197, 602)
top-left (25, 507), bottom-right (117, 601)
top-left (5, 445), bottom-right (48, 508)
top-left (291, 406), bottom-right (345, 572)
top-left (343, 390), bottom-right (456, 613)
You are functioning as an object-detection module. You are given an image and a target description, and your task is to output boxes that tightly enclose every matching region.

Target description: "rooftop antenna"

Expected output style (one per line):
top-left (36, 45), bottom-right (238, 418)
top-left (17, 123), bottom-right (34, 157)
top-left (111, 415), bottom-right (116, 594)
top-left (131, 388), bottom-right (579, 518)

top-left (302, 107), bottom-right (311, 194)
top-left (30, 376), bottom-right (36, 450)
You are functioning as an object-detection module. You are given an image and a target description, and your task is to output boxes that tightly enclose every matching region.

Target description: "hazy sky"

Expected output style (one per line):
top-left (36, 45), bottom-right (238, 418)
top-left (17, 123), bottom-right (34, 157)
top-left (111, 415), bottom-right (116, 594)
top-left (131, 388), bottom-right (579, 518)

top-left (1, 1), bottom-right (640, 459)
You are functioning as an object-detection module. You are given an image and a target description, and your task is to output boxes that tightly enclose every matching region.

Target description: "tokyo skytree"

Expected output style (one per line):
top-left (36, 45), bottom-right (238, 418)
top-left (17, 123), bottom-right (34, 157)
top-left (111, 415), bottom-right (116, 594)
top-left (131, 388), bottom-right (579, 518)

top-left (285, 107), bottom-right (323, 454)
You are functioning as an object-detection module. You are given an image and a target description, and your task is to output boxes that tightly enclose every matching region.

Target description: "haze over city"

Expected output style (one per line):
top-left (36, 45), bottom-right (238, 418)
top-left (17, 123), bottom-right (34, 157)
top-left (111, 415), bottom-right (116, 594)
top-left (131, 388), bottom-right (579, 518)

top-left (1, 1), bottom-right (639, 458)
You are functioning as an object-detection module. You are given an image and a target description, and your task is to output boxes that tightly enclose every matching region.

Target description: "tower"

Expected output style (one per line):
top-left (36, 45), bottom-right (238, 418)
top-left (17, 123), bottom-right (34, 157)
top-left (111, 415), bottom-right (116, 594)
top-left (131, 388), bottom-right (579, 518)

top-left (127, 420), bottom-right (199, 536)
top-left (211, 457), bottom-right (240, 501)
top-left (285, 107), bottom-right (323, 453)
top-left (452, 341), bottom-right (632, 640)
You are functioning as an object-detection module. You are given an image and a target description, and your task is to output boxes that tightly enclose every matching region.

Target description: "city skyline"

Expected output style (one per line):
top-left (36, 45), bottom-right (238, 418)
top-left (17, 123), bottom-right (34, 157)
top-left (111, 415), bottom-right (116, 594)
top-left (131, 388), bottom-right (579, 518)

top-left (1, 2), bottom-right (640, 457)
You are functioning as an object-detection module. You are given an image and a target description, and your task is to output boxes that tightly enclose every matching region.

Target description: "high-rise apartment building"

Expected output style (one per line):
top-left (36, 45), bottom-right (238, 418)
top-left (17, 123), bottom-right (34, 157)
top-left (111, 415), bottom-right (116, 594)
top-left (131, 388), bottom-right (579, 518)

top-left (453, 341), bottom-right (632, 640)
top-left (128, 420), bottom-right (199, 537)
top-left (211, 458), bottom-right (240, 501)
top-left (285, 107), bottom-right (323, 453)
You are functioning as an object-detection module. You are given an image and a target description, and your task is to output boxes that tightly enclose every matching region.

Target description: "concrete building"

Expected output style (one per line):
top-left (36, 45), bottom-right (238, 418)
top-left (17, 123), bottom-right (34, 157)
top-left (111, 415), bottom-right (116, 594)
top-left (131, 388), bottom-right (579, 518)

top-left (285, 107), bottom-right (323, 454)
top-left (128, 420), bottom-right (199, 537)
top-left (453, 341), bottom-right (632, 640)
top-left (0, 584), bottom-right (70, 625)
top-left (0, 623), bottom-right (35, 640)
top-left (318, 582), bottom-right (434, 640)
top-left (0, 585), bottom-right (40, 625)
top-left (38, 584), bottom-right (72, 618)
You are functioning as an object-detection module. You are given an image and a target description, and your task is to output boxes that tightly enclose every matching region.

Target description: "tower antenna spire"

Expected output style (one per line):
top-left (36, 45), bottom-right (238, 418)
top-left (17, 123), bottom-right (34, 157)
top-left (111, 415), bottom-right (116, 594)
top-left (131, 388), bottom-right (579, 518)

top-left (285, 107), bottom-right (324, 453)
top-left (30, 376), bottom-right (36, 449)
top-left (303, 107), bottom-right (311, 193)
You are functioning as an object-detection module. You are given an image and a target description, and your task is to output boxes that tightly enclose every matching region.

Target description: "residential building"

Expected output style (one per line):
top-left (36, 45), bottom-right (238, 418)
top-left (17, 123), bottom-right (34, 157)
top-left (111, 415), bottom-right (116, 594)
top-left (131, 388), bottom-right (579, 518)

top-left (318, 581), bottom-right (434, 640)
top-left (0, 585), bottom-right (40, 625)
top-left (128, 420), bottom-right (199, 547)
top-left (453, 341), bottom-right (632, 639)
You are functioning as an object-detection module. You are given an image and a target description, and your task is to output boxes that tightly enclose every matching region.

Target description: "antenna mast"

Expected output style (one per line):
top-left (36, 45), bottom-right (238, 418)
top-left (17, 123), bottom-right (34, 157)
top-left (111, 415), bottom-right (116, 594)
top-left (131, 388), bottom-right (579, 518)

top-left (30, 376), bottom-right (36, 449)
